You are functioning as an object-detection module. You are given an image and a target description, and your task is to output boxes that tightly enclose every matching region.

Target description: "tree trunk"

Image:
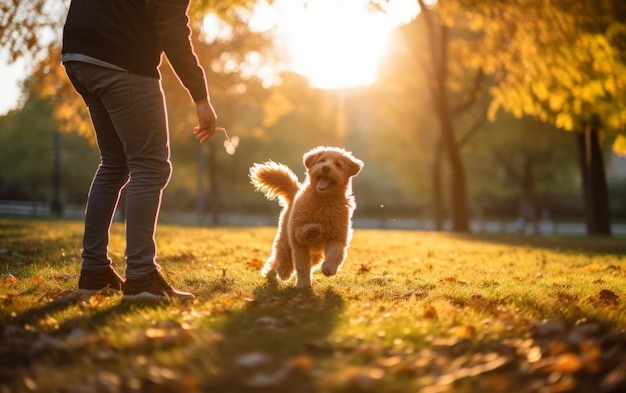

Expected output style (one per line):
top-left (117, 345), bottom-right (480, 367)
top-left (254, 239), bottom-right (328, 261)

top-left (431, 135), bottom-right (445, 231)
top-left (421, 12), bottom-right (470, 232)
top-left (431, 29), bottom-right (469, 232)
top-left (520, 157), bottom-right (538, 234)
top-left (575, 118), bottom-right (611, 235)
top-left (440, 114), bottom-right (470, 232)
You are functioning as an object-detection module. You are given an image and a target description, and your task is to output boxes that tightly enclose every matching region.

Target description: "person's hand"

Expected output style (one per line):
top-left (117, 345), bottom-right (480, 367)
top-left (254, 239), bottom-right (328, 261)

top-left (193, 98), bottom-right (217, 144)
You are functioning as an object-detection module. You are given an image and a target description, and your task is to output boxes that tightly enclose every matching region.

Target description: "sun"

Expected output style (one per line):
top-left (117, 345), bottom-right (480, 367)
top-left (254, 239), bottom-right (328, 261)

top-left (256, 0), bottom-right (419, 90)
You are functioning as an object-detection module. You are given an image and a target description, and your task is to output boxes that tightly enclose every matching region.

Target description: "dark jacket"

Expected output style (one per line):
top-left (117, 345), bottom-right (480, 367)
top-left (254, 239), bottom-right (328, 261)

top-left (62, 0), bottom-right (208, 102)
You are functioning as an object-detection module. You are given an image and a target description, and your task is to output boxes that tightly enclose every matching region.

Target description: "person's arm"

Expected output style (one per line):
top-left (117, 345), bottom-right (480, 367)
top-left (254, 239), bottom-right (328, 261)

top-left (193, 98), bottom-right (217, 143)
top-left (147, 0), bottom-right (217, 142)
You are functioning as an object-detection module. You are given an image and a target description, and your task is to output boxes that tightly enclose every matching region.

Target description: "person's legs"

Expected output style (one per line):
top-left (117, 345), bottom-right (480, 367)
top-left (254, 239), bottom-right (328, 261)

top-left (105, 71), bottom-right (172, 280)
top-left (65, 62), bottom-right (128, 290)
top-left (113, 73), bottom-right (194, 299)
top-left (65, 61), bottom-right (193, 299)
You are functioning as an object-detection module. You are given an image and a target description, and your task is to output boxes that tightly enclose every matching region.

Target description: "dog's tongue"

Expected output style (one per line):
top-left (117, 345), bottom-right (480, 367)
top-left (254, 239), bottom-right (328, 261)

top-left (317, 178), bottom-right (331, 190)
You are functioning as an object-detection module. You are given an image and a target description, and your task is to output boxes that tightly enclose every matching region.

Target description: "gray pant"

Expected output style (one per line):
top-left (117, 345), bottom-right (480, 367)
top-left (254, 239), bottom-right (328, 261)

top-left (64, 61), bottom-right (171, 280)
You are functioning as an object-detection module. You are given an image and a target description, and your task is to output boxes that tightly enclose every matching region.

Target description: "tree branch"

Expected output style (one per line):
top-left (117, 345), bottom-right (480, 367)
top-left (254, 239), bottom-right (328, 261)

top-left (459, 108), bottom-right (488, 148)
top-left (451, 69), bottom-right (484, 116)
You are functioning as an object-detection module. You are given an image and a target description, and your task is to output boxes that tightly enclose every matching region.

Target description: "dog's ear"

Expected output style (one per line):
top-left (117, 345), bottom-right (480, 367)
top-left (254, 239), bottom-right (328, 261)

top-left (344, 155), bottom-right (364, 177)
top-left (303, 150), bottom-right (323, 169)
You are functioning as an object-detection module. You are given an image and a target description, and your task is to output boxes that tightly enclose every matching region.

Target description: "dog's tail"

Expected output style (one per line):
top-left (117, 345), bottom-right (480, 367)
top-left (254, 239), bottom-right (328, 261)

top-left (249, 161), bottom-right (300, 205)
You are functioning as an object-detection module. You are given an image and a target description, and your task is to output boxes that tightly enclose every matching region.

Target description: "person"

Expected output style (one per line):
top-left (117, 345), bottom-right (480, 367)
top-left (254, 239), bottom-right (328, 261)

top-left (62, 0), bottom-right (217, 300)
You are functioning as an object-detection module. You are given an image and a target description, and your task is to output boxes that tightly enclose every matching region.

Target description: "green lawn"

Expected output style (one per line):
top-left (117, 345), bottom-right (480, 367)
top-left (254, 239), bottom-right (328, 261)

top-left (1, 218), bottom-right (625, 392)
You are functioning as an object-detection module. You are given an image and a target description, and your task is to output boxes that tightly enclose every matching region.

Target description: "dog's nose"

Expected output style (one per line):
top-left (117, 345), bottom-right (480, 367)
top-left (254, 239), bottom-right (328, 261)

top-left (322, 165), bottom-right (330, 174)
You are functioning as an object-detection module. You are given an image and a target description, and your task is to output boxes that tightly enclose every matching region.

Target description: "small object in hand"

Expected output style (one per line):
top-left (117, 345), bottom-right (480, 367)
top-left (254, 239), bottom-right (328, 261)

top-left (218, 127), bottom-right (239, 155)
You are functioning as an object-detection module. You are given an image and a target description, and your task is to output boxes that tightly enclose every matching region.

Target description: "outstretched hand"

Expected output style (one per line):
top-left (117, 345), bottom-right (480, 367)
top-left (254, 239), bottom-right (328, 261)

top-left (193, 98), bottom-right (218, 144)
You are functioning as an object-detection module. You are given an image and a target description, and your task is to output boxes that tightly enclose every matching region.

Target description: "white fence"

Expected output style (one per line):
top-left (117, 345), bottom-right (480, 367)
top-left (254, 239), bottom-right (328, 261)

top-left (0, 201), bottom-right (85, 220)
top-left (1, 200), bottom-right (624, 235)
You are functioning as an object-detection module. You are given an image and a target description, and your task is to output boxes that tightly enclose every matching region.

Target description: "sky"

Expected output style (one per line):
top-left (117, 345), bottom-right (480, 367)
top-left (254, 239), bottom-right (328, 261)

top-left (0, 57), bottom-right (28, 115)
top-left (262, 0), bottom-right (419, 89)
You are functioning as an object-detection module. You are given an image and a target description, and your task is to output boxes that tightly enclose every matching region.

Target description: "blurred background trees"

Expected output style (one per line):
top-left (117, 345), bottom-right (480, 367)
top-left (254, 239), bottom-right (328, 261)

top-left (1, 0), bottom-right (624, 234)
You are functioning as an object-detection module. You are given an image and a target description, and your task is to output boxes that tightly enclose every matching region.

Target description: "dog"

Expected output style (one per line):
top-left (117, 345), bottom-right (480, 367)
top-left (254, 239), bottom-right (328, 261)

top-left (250, 146), bottom-right (364, 288)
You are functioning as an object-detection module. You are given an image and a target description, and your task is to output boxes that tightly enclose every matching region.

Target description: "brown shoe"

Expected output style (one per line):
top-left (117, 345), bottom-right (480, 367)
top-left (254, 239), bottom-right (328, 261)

top-left (122, 270), bottom-right (195, 301)
top-left (78, 267), bottom-right (123, 291)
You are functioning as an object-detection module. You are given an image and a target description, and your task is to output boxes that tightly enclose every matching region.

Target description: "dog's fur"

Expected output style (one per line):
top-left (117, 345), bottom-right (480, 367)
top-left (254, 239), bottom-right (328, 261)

top-left (250, 146), bottom-right (364, 288)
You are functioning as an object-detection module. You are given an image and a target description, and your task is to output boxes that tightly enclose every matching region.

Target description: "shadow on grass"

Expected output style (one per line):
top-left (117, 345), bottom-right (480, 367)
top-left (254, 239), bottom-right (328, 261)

top-left (198, 280), bottom-right (345, 392)
top-left (0, 290), bottom-right (173, 375)
top-left (1, 279), bottom-right (347, 392)
top-left (448, 232), bottom-right (626, 255)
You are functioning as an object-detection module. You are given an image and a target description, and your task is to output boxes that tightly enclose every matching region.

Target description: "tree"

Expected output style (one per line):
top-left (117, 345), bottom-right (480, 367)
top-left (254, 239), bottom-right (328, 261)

top-left (378, 0), bottom-right (625, 234)
top-left (458, 0), bottom-right (626, 235)
top-left (0, 0), bottom-right (64, 62)
top-left (375, 0), bottom-right (488, 232)
top-left (466, 114), bottom-right (580, 230)
top-left (0, 86), bottom-right (99, 208)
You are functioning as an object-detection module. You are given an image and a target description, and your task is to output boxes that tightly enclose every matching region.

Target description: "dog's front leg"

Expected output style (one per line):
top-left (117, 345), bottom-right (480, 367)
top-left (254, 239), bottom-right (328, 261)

top-left (292, 245), bottom-right (312, 288)
top-left (321, 242), bottom-right (346, 277)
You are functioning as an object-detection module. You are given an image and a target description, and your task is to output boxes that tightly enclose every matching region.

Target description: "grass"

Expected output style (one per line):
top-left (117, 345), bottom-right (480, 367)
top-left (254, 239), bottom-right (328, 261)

top-left (1, 218), bottom-right (625, 393)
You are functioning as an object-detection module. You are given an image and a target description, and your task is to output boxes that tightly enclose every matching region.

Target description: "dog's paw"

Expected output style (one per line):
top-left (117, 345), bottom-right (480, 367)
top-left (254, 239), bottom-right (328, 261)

top-left (295, 279), bottom-right (313, 288)
top-left (321, 263), bottom-right (339, 277)
top-left (275, 262), bottom-right (294, 280)
top-left (261, 259), bottom-right (277, 278)
top-left (262, 267), bottom-right (277, 279)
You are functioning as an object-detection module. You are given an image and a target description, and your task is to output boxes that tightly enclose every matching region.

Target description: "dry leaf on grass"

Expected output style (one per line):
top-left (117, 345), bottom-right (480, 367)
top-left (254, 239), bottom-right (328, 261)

top-left (423, 306), bottom-right (438, 319)
top-left (599, 289), bottom-right (619, 305)
top-left (2, 273), bottom-right (18, 285)
top-left (249, 258), bottom-right (263, 269)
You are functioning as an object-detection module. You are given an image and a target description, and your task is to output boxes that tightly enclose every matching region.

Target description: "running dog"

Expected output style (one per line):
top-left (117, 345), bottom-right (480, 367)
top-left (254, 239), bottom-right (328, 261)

top-left (250, 146), bottom-right (364, 288)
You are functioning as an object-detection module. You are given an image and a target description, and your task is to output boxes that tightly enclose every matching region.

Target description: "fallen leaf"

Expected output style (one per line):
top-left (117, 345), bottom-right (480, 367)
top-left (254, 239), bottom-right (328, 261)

top-left (470, 295), bottom-right (493, 311)
top-left (244, 368), bottom-right (290, 388)
top-left (599, 289), bottom-right (619, 305)
top-left (532, 320), bottom-right (566, 337)
top-left (249, 258), bottom-right (263, 268)
top-left (30, 275), bottom-right (45, 285)
top-left (580, 341), bottom-right (601, 373)
top-left (454, 325), bottom-right (476, 339)
top-left (54, 271), bottom-right (70, 282)
top-left (376, 356), bottom-right (402, 369)
top-left (350, 368), bottom-right (385, 390)
top-left (236, 352), bottom-right (271, 369)
top-left (548, 374), bottom-right (576, 393)
top-left (288, 355), bottom-right (315, 371)
top-left (255, 316), bottom-right (278, 327)
top-left (423, 306), bottom-right (438, 319)
top-left (549, 353), bottom-right (582, 374)
top-left (145, 327), bottom-right (168, 339)
top-left (601, 362), bottom-right (626, 391)
top-left (2, 273), bottom-right (18, 286)
top-left (526, 346), bottom-right (543, 363)
top-left (439, 276), bottom-right (459, 285)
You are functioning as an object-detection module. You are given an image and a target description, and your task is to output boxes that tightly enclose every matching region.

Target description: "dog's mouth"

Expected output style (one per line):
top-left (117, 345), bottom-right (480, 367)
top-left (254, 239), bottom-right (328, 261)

top-left (316, 176), bottom-right (334, 191)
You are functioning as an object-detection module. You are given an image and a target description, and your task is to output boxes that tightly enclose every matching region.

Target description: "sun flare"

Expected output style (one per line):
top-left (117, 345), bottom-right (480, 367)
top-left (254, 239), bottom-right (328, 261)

top-left (257, 0), bottom-right (419, 90)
